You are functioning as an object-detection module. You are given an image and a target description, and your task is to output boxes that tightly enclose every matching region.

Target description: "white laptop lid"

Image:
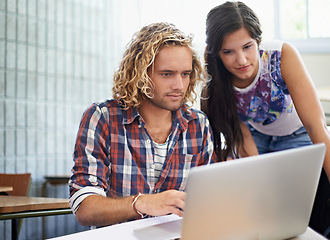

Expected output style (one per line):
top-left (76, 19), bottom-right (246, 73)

top-left (134, 143), bottom-right (326, 240)
top-left (181, 143), bottom-right (326, 240)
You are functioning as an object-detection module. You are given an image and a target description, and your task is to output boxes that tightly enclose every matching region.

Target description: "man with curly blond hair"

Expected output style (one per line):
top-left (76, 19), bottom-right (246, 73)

top-left (69, 22), bottom-right (216, 227)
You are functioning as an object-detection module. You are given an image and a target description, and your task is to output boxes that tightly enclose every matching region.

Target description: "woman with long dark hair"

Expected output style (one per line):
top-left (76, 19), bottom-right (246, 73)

top-left (202, 1), bottom-right (330, 236)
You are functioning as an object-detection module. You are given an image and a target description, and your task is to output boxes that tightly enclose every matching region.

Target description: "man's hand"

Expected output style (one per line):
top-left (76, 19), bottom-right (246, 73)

top-left (134, 190), bottom-right (185, 217)
top-left (75, 190), bottom-right (186, 227)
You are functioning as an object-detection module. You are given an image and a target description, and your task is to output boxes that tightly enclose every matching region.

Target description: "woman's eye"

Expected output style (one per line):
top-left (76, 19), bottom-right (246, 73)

top-left (223, 50), bottom-right (232, 54)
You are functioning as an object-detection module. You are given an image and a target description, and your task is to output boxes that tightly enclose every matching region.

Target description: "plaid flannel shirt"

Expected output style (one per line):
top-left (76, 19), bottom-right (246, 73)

top-left (69, 99), bottom-right (216, 213)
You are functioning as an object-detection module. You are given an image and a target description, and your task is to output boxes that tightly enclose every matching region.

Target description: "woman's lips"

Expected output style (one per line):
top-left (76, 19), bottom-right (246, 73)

top-left (237, 65), bottom-right (250, 71)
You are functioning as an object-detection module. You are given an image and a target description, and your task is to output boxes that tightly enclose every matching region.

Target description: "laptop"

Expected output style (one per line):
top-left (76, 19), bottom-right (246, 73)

top-left (133, 143), bottom-right (326, 240)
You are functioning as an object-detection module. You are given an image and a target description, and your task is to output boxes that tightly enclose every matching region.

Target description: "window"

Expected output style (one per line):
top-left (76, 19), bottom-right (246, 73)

top-left (115, 0), bottom-right (330, 60)
top-left (275, 0), bottom-right (330, 53)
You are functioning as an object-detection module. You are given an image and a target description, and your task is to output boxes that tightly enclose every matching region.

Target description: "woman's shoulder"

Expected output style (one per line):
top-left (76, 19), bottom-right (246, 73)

top-left (259, 40), bottom-right (284, 52)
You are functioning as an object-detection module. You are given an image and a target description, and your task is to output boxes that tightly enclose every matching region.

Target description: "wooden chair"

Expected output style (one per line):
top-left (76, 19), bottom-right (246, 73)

top-left (0, 173), bottom-right (31, 196)
top-left (0, 173), bottom-right (31, 239)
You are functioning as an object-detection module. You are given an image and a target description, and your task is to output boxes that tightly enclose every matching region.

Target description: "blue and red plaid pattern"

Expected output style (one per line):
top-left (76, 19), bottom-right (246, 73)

top-left (69, 99), bottom-right (216, 213)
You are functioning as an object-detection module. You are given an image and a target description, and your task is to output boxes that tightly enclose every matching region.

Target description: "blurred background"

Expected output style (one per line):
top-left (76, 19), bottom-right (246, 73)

top-left (0, 0), bottom-right (329, 239)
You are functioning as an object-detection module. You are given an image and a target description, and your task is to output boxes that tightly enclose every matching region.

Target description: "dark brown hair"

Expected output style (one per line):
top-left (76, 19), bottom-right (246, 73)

top-left (201, 1), bottom-right (262, 161)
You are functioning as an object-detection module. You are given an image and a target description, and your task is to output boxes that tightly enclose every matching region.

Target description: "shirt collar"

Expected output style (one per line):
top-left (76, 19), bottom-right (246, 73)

top-left (122, 106), bottom-right (140, 125)
top-left (173, 104), bottom-right (197, 132)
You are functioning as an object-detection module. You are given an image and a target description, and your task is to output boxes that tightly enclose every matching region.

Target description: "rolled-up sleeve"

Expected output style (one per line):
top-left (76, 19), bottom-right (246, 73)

top-left (69, 103), bottom-right (111, 213)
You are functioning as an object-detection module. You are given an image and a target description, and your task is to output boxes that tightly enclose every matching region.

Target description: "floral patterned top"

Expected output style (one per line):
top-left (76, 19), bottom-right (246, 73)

top-left (233, 40), bottom-right (294, 126)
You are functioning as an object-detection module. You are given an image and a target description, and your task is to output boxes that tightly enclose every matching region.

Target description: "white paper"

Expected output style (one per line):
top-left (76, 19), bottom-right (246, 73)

top-left (48, 214), bottom-right (181, 240)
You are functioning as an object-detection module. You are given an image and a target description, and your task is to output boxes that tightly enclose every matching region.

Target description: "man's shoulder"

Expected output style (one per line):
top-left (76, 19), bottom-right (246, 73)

top-left (83, 99), bottom-right (125, 119)
top-left (88, 99), bottom-right (123, 113)
top-left (93, 99), bottom-right (119, 108)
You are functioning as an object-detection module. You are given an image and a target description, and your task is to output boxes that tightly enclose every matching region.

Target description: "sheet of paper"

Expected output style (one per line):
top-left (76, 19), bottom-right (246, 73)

top-left (48, 214), bottom-right (181, 240)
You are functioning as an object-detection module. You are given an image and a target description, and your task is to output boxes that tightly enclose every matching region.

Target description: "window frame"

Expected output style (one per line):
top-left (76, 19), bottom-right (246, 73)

top-left (274, 0), bottom-right (330, 53)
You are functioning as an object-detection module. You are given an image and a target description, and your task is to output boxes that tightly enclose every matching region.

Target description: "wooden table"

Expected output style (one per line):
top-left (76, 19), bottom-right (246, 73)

top-left (42, 175), bottom-right (70, 197)
top-left (0, 196), bottom-right (72, 240)
top-left (41, 175), bottom-right (71, 239)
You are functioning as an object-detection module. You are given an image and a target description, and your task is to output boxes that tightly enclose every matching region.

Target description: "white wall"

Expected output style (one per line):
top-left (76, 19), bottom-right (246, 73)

top-left (302, 53), bottom-right (330, 88)
top-left (302, 53), bottom-right (330, 124)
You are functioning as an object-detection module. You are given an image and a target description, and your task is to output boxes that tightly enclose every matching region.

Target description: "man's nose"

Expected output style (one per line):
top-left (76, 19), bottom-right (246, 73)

top-left (172, 74), bottom-right (184, 90)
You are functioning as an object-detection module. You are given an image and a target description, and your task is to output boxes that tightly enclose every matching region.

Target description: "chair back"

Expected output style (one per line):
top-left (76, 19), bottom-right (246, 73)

top-left (0, 173), bottom-right (31, 196)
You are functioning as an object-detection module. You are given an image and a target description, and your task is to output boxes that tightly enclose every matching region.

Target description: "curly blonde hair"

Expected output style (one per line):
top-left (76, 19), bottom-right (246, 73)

top-left (112, 22), bottom-right (206, 109)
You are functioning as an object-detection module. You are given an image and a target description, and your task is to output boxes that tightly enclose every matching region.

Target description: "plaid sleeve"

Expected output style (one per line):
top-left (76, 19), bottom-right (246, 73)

top-left (69, 103), bottom-right (111, 212)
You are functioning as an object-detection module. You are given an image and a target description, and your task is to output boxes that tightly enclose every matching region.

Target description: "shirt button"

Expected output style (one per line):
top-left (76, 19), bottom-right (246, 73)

top-left (138, 125), bottom-right (141, 128)
top-left (146, 139), bottom-right (151, 144)
top-left (151, 164), bottom-right (155, 169)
